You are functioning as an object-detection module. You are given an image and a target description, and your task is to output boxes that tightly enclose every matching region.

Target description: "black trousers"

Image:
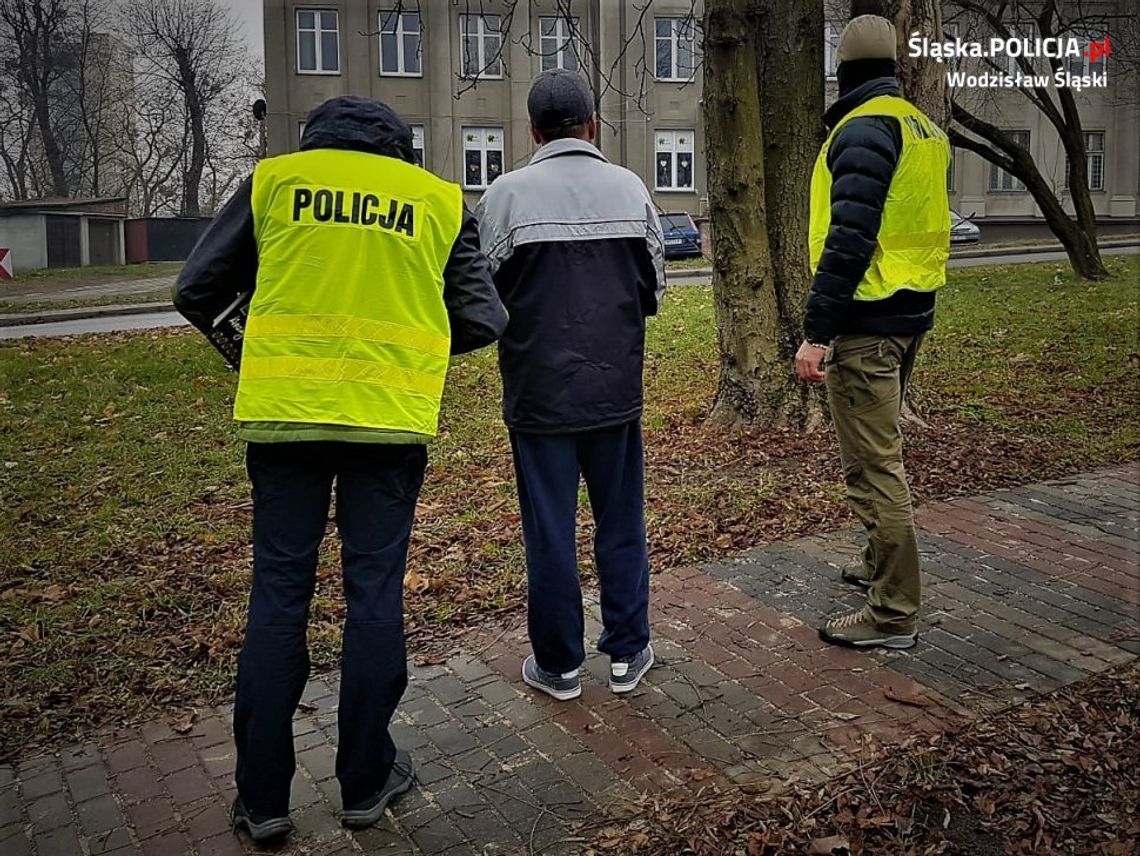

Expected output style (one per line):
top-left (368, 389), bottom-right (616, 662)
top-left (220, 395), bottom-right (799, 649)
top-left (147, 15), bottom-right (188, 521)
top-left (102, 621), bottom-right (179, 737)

top-left (233, 441), bottom-right (426, 816)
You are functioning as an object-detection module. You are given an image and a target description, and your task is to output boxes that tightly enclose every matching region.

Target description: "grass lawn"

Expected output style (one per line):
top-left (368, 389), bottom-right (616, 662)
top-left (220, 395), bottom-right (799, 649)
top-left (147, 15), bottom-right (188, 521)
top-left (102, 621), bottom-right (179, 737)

top-left (1, 255), bottom-right (1137, 756)
top-left (5, 261), bottom-right (182, 287)
top-left (665, 256), bottom-right (710, 270)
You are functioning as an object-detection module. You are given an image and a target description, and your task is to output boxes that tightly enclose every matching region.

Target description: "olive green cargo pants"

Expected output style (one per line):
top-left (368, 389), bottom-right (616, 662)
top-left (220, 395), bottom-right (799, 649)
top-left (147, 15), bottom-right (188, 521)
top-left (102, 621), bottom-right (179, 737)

top-left (825, 333), bottom-right (924, 631)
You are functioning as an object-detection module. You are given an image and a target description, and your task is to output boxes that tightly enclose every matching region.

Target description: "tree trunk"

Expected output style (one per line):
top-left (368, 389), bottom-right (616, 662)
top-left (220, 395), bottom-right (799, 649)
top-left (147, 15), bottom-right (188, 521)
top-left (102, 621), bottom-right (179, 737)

top-left (704, 0), bottom-right (825, 429)
top-left (30, 93), bottom-right (70, 197)
top-left (182, 106), bottom-right (205, 216)
top-left (852, 0), bottom-right (947, 125)
top-left (180, 60), bottom-right (205, 216)
top-left (1029, 162), bottom-right (1108, 280)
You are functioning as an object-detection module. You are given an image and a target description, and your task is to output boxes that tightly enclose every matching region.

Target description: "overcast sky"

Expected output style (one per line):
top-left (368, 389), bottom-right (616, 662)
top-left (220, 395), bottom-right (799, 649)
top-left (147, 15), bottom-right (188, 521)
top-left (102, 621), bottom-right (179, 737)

top-left (230, 0), bottom-right (265, 62)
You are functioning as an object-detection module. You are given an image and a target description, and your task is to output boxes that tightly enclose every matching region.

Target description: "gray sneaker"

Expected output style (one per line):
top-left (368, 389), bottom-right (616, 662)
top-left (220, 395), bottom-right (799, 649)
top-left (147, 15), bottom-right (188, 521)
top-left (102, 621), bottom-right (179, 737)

top-left (230, 798), bottom-right (293, 842)
top-left (610, 644), bottom-right (654, 694)
top-left (341, 749), bottom-right (415, 829)
top-left (522, 655), bottom-right (582, 701)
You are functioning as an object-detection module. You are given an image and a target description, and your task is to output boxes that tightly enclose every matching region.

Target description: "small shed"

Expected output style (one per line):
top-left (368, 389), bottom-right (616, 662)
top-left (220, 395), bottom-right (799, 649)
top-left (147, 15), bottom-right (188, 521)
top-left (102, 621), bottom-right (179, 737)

top-left (125, 217), bottom-right (213, 263)
top-left (0, 197), bottom-right (128, 273)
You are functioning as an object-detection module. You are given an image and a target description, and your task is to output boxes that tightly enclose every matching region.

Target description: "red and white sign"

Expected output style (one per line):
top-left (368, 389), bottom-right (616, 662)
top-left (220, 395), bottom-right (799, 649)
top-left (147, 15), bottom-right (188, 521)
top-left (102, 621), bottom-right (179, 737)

top-left (0, 248), bottom-right (12, 282)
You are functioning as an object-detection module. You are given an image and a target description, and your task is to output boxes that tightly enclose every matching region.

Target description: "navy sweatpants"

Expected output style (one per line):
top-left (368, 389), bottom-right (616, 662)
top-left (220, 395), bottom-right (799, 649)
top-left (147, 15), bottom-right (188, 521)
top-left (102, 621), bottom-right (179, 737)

top-left (509, 419), bottom-right (650, 674)
top-left (233, 441), bottom-right (426, 816)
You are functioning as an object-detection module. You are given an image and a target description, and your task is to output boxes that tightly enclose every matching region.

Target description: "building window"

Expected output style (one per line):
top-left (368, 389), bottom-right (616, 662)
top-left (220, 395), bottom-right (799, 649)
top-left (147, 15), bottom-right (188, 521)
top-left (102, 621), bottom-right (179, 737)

top-left (1068, 32), bottom-right (1107, 77)
top-left (460, 14), bottom-right (502, 79)
top-left (1002, 23), bottom-right (1035, 75)
top-left (989, 130), bottom-right (1030, 191)
top-left (655, 130), bottom-right (695, 191)
top-left (411, 124), bottom-right (425, 168)
top-left (296, 9), bottom-right (339, 74)
top-left (463, 127), bottom-right (503, 189)
top-left (379, 10), bottom-right (421, 76)
top-left (824, 22), bottom-right (840, 79)
top-left (941, 22), bottom-right (962, 71)
top-left (655, 17), bottom-right (696, 82)
top-left (539, 16), bottom-right (579, 72)
top-left (1064, 132), bottom-right (1105, 192)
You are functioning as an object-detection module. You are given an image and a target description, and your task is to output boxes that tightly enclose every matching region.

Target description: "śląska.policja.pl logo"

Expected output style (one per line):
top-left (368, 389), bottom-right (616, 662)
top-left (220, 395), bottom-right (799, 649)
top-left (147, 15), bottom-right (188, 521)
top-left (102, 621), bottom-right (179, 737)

top-left (908, 32), bottom-right (1111, 91)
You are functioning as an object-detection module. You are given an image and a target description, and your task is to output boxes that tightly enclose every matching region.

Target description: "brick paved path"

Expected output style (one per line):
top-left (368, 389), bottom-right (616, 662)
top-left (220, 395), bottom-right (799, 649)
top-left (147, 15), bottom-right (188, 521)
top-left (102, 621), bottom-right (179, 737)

top-left (0, 275), bottom-right (176, 307)
top-left (2, 467), bottom-right (1136, 855)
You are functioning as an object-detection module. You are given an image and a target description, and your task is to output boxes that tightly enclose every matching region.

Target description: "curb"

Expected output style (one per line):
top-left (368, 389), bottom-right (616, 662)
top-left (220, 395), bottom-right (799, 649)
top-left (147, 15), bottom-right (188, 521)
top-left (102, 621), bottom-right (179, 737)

top-left (664, 238), bottom-right (1140, 280)
top-left (0, 302), bottom-right (174, 327)
top-left (952, 238), bottom-right (1139, 260)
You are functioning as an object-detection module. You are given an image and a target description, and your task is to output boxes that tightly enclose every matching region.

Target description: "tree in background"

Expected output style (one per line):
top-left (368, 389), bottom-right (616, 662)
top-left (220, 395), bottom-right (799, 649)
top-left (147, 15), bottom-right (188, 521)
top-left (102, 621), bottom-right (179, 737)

top-left (115, 71), bottom-right (188, 216)
top-left (121, 0), bottom-right (251, 216)
top-left (944, 0), bottom-right (1121, 280)
top-left (439, 0), bottom-right (825, 428)
top-left (0, 0), bottom-right (74, 197)
top-left (855, 0), bottom-right (1135, 281)
top-left (0, 72), bottom-right (36, 200)
top-left (850, 0), bottom-right (947, 122)
top-left (703, 0), bottom-right (826, 428)
top-left (66, 4), bottom-right (136, 198)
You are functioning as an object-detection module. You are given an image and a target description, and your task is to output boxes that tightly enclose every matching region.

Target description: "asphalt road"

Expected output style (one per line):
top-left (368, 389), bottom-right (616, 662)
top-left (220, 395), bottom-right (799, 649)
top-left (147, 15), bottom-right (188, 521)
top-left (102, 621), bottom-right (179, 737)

top-left (0, 310), bottom-right (188, 340)
top-left (2, 244), bottom-right (1136, 340)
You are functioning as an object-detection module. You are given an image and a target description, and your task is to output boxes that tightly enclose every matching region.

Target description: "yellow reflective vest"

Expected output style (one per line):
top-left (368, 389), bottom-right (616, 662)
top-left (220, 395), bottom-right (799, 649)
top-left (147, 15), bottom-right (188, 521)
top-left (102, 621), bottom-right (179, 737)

top-left (234, 149), bottom-right (463, 437)
top-left (809, 95), bottom-right (951, 301)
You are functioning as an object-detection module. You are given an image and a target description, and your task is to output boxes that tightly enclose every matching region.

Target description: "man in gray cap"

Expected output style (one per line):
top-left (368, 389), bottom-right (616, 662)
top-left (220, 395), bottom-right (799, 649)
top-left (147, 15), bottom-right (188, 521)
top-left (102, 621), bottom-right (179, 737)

top-left (476, 69), bottom-right (666, 700)
top-left (795, 15), bottom-right (951, 651)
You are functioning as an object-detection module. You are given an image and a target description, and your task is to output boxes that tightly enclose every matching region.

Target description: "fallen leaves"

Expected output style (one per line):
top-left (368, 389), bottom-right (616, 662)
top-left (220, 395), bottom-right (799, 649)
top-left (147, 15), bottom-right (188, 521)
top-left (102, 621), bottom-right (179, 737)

top-left (883, 687), bottom-right (933, 708)
top-left (590, 662), bottom-right (1140, 856)
top-left (2, 270), bottom-right (1139, 762)
top-left (808, 835), bottom-right (851, 855)
top-left (170, 709), bottom-right (198, 734)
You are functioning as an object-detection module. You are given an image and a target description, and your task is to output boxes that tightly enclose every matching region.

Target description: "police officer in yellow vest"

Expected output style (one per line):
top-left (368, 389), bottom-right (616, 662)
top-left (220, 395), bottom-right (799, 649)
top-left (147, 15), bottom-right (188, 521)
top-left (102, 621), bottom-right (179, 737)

top-left (794, 17), bottom-right (950, 651)
top-left (174, 96), bottom-right (507, 841)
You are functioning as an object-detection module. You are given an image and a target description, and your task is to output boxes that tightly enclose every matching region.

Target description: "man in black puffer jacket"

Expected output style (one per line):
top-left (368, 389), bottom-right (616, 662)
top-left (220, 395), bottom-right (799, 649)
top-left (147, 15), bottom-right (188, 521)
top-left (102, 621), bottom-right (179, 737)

top-left (795, 15), bottom-right (951, 652)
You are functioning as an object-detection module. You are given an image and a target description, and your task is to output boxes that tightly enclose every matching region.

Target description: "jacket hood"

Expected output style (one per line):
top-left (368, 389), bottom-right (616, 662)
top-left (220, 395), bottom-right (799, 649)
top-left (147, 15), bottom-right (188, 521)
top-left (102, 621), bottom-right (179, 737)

top-left (300, 96), bottom-right (416, 164)
top-left (824, 77), bottom-right (900, 130)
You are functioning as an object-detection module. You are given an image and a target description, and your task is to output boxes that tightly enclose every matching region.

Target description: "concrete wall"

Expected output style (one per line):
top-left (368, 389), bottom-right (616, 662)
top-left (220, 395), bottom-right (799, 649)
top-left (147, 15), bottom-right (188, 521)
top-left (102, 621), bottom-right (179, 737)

top-left (0, 215), bottom-right (47, 272)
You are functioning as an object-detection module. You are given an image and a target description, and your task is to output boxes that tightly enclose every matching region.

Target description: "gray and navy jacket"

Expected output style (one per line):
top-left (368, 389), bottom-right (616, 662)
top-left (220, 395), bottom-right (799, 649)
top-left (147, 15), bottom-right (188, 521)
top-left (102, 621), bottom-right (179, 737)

top-left (475, 139), bottom-right (666, 434)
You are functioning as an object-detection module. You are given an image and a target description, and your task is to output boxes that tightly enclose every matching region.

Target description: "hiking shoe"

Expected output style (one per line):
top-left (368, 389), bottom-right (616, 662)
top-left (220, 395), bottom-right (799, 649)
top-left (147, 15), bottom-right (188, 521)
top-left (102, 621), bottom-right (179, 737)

top-left (230, 797), bottom-right (293, 842)
top-left (841, 565), bottom-right (872, 589)
top-left (610, 644), bottom-right (654, 694)
top-left (342, 749), bottom-right (415, 829)
top-left (819, 609), bottom-right (917, 650)
top-left (522, 655), bottom-right (582, 701)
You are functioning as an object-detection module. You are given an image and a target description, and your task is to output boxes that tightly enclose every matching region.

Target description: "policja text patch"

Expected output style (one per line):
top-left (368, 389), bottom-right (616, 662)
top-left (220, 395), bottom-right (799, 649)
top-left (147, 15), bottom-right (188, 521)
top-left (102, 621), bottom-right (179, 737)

top-left (292, 187), bottom-right (415, 237)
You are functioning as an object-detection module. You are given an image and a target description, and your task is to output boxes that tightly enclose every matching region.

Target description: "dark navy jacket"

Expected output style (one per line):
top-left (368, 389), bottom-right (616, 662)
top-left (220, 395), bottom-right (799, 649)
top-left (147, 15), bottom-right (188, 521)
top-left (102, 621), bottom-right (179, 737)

top-left (805, 78), bottom-right (938, 344)
top-left (475, 140), bottom-right (666, 434)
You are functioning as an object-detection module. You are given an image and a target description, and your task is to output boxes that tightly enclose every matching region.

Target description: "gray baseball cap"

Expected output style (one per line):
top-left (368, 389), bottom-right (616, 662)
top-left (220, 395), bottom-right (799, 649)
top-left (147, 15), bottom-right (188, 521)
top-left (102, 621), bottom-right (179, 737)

top-left (527, 69), bottom-right (595, 132)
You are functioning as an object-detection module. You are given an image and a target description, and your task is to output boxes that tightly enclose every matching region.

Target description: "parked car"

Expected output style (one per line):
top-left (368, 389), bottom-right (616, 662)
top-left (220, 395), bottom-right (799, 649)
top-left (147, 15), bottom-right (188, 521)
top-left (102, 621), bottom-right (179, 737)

top-left (660, 212), bottom-right (703, 259)
top-left (950, 209), bottom-right (981, 245)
